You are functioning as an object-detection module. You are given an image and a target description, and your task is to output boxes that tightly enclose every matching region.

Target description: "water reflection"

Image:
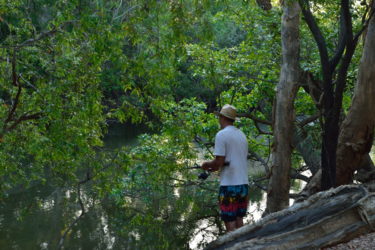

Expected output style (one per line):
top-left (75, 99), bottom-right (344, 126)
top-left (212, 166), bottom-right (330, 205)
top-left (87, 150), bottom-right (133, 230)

top-left (0, 183), bottom-right (120, 249)
top-left (1, 184), bottom-right (64, 249)
top-left (0, 122), bottom-right (147, 249)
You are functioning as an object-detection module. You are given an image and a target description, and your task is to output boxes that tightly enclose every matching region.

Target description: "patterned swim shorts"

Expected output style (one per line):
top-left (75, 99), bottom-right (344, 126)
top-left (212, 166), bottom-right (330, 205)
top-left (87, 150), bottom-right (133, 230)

top-left (219, 184), bottom-right (249, 222)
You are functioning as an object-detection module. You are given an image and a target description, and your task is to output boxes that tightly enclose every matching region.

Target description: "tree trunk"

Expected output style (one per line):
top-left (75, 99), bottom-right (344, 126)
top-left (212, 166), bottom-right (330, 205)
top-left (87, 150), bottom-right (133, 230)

top-left (321, 116), bottom-right (338, 189)
top-left (205, 185), bottom-right (375, 250)
top-left (336, 8), bottom-right (375, 185)
top-left (355, 155), bottom-right (375, 183)
top-left (266, 0), bottom-right (300, 214)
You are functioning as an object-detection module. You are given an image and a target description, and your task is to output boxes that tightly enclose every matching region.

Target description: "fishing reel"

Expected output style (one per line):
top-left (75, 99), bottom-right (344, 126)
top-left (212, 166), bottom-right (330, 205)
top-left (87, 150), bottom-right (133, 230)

top-left (198, 171), bottom-right (209, 180)
top-left (187, 164), bottom-right (210, 180)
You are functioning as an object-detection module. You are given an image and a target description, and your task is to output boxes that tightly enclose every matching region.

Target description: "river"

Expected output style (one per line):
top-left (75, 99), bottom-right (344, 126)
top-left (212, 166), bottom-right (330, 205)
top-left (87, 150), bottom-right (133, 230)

top-left (0, 122), bottom-right (304, 249)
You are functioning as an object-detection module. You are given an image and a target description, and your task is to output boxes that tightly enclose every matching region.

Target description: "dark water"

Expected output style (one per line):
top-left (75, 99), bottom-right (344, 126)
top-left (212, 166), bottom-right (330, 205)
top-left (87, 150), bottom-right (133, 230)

top-left (102, 122), bottom-right (149, 149)
top-left (0, 122), bottom-right (147, 250)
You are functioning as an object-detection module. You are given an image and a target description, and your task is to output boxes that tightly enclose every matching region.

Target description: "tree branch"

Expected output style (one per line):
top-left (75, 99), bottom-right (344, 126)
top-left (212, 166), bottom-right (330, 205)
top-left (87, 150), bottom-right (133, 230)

top-left (297, 113), bottom-right (320, 127)
top-left (255, 121), bottom-right (272, 135)
top-left (291, 172), bottom-right (310, 183)
top-left (354, 4), bottom-right (375, 43)
top-left (11, 50), bottom-right (18, 86)
top-left (237, 113), bottom-right (272, 125)
top-left (0, 21), bottom-right (77, 49)
top-left (299, 71), bottom-right (324, 110)
top-left (3, 85), bottom-right (22, 131)
top-left (299, 0), bottom-right (331, 75)
top-left (6, 112), bottom-right (43, 131)
top-left (334, 0), bottom-right (356, 112)
top-left (194, 135), bottom-right (215, 157)
top-left (3, 50), bottom-right (22, 129)
top-left (248, 150), bottom-right (270, 174)
top-left (19, 74), bottom-right (40, 93)
top-left (329, 1), bottom-right (349, 72)
top-left (2, 52), bottom-right (44, 132)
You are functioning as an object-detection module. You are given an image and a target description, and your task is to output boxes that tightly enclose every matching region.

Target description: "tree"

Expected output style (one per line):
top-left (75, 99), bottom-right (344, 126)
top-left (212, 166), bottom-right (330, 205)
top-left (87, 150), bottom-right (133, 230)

top-left (266, 0), bottom-right (301, 213)
top-left (336, 1), bottom-right (375, 185)
top-left (299, 0), bottom-right (369, 190)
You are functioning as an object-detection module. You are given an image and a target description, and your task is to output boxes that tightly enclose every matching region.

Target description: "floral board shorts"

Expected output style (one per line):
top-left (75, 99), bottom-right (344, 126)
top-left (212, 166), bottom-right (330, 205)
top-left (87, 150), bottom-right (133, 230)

top-left (218, 184), bottom-right (249, 222)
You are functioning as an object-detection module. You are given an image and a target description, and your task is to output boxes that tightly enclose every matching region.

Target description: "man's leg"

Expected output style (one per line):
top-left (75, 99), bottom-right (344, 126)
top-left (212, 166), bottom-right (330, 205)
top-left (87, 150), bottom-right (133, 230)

top-left (219, 186), bottom-right (237, 232)
top-left (235, 216), bottom-right (244, 229)
top-left (224, 216), bottom-right (244, 231)
top-left (235, 185), bottom-right (249, 229)
top-left (224, 221), bottom-right (237, 232)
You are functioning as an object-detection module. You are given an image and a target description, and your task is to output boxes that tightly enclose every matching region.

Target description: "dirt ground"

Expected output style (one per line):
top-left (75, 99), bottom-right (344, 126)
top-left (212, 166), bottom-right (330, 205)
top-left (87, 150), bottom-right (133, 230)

top-left (323, 232), bottom-right (375, 250)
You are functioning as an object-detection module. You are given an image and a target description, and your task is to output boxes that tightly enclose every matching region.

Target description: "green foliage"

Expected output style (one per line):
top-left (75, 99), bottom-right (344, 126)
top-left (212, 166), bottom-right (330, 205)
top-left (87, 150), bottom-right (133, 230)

top-left (0, 0), bottom-right (367, 248)
top-left (0, 0), bottom-right (109, 190)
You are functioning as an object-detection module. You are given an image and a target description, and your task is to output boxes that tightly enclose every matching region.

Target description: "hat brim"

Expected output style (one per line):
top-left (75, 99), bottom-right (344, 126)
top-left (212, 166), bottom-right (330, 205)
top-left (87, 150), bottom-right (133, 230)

top-left (213, 111), bottom-right (237, 121)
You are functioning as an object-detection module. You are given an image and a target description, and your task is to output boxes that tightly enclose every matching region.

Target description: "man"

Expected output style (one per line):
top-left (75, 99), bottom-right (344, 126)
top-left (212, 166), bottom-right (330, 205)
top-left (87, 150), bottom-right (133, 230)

top-left (202, 104), bottom-right (249, 232)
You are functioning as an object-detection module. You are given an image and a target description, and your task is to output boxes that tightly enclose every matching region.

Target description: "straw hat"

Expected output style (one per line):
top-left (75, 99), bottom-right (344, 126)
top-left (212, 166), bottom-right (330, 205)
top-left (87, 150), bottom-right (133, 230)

top-left (214, 104), bottom-right (237, 120)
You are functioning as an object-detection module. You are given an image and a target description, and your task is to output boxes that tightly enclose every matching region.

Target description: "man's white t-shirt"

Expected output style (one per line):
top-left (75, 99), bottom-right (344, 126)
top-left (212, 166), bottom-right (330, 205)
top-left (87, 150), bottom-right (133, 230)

top-left (214, 125), bottom-right (248, 186)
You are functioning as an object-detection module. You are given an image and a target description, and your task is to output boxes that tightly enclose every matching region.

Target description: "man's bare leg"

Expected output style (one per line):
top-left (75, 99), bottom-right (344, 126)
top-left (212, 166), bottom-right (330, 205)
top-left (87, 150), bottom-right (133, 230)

top-left (236, 217), bottom-right (244, 228)
top-left (225, 217), bottom-right (244, 232)
top-left (224, 221), bottom-right (236, 232)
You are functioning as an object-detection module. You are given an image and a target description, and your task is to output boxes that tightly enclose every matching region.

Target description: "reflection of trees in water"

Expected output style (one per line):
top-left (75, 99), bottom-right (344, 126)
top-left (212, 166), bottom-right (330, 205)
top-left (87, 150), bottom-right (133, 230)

top-left (0, 169), bottom-right (271, 249)
top-left (1, 180), bottom-right (216, 248)
top-left (0, 183), bottom-right (120, 249)
top-left (0, 184), bottom-right (63, 249)
top-left (0, 123), bottom-right (276, 250)
top-left (107, 178), bottom-right (225, 249)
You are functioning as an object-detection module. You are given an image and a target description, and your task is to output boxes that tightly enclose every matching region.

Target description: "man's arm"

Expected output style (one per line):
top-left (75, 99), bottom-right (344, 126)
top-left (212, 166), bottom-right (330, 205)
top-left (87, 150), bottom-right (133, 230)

top-left (201, 156), bottom-right (225, 172)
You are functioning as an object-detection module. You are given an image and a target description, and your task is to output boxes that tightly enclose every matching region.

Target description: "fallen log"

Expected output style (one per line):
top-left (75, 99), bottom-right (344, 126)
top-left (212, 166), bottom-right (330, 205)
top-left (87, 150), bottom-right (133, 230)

top-left (205, 185), bottom-right (375, 250)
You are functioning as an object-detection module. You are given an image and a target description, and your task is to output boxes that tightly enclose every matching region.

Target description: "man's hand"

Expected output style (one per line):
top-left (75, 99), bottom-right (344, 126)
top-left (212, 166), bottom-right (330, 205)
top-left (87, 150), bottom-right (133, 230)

top-left (201, 162), bottom-right (211, 171)
top-left (201, 156), bottom-right (225, 172)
